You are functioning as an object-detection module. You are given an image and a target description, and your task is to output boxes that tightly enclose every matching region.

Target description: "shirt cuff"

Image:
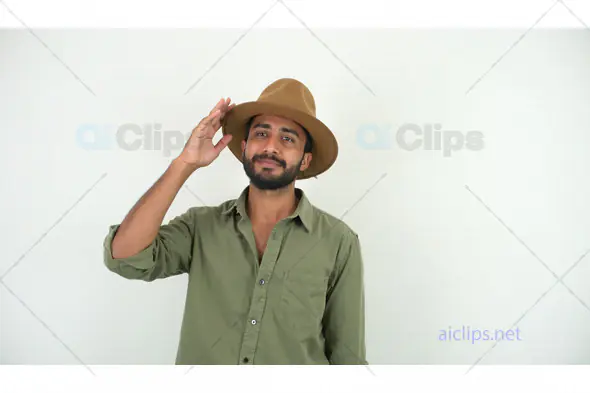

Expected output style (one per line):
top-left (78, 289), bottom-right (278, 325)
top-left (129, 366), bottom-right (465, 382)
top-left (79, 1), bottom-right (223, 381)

top-left (103, 224), bottom-right (156, 270)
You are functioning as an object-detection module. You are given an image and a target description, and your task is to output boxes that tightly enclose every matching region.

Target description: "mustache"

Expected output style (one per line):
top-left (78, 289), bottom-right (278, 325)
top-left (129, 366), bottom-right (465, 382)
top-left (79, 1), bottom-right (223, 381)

top-left (253, 154), bottom-right (285, 167)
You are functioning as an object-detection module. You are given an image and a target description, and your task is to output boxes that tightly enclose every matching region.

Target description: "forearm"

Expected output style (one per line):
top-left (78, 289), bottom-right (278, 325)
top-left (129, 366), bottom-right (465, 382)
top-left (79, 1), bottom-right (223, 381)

top-left (111, 158), bottom-right (199, 259)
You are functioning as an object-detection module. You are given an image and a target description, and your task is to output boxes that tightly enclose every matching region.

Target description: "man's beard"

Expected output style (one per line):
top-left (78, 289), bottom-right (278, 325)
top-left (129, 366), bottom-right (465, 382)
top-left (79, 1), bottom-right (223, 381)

top-left (242, 151), bottom-right (303, 190)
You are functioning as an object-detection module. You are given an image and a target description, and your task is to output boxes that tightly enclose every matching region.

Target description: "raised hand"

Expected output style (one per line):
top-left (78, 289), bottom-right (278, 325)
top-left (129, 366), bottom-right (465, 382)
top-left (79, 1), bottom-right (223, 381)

top-left (177, 97), bottom-right (236, 169)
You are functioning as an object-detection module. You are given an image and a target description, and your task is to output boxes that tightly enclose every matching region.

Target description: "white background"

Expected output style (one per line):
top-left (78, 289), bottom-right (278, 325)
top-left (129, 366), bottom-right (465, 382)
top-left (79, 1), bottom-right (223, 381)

top-left (2, 0), bottom-right (590, 372)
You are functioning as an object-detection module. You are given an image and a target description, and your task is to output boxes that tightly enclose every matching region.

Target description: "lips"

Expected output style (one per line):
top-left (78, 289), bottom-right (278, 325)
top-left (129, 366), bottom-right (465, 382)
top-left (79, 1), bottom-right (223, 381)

top-left (257, 158), bottom-right (281, 167)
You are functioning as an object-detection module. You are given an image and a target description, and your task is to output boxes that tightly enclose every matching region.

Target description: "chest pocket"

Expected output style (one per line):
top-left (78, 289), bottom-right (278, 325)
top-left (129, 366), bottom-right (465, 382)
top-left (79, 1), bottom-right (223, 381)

top-left (278, 269), bottom-right (329, 336)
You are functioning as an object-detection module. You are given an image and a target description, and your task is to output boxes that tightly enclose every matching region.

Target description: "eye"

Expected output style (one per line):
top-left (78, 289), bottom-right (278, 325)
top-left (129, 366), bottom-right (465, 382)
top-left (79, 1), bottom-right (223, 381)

top-left (283, 136), bottom-right (294, 142)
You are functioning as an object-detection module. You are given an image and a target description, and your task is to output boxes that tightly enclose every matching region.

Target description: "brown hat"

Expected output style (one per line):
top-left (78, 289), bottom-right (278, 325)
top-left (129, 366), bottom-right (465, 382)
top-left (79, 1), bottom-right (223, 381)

top-left (221, 78), bottom-right (338, 180)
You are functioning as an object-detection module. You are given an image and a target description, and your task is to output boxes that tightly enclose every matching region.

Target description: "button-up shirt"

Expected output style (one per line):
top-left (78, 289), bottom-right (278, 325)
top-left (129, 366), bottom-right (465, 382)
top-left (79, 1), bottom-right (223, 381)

top-left (103, 186), bottom-right (367, 365)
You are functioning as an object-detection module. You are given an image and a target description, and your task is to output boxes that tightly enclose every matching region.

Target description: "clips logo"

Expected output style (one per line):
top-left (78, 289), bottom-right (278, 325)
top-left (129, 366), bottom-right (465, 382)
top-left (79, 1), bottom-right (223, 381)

top-left (356, 123), bottom-right (484, 157)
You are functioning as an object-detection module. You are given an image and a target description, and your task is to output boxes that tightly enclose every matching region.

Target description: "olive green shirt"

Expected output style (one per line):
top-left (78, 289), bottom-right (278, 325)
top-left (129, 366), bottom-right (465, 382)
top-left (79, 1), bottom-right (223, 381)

top-left (103, 186), bottom-right (367, 365)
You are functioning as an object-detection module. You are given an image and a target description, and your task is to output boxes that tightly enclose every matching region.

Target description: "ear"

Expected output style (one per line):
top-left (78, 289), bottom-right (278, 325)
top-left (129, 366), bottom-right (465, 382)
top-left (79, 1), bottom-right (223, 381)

top-left (299, 152), bottom-right (312, 172)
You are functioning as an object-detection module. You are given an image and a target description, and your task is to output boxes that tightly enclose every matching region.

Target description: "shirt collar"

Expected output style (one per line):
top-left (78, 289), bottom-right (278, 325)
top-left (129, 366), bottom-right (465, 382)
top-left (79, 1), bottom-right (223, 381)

top-left (221, 185), bottom-right (314, 232)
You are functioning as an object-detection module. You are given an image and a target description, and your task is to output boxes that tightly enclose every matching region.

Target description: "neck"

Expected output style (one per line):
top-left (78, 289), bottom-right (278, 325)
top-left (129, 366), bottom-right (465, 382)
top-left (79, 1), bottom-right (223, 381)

top-left (247, 183), bottom-right (299, 226)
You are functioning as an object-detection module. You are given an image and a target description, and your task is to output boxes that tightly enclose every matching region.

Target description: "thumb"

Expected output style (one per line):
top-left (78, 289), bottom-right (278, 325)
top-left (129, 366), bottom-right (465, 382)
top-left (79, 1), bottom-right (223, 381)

top-left (214, 134), bottom-right (233, 154)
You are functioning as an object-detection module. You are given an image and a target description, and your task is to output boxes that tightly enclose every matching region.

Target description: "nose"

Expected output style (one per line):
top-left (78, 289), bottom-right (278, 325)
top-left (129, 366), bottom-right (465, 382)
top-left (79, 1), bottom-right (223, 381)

top-left (261, 133), bottom-right (280, 155)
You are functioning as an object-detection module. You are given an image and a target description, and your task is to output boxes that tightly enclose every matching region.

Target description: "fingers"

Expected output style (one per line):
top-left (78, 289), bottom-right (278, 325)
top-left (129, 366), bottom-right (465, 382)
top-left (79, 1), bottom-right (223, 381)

top-left (210, 98), bottom-right (225, 116)
top-left (200, 98), bottom-right (234, 135)
top-left (211, 97), bottom-right (232, 116)
top-left (221, 98), bottom-right (232, 118)
top-left (207, 109), bottom-right (221, 122)
top-left (216, 99), bottom-right (235, 128)
top-left (196, 109), bottom-right (221, 136)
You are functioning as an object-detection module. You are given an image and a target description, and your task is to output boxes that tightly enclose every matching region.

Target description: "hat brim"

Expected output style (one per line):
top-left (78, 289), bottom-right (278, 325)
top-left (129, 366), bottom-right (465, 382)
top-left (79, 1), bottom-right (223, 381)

top-left (221, 101), bottom-right (338, 180)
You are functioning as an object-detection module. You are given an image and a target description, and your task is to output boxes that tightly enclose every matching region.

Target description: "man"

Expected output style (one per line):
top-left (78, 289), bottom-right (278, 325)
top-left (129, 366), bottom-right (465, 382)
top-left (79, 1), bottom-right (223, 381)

top-left (103, 78), bottom-right (367, 365)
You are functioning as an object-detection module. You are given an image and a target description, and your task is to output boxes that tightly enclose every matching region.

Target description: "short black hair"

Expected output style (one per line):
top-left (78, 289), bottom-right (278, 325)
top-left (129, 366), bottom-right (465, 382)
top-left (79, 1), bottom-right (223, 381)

top-left (244, 117), bottom-right (313, 154)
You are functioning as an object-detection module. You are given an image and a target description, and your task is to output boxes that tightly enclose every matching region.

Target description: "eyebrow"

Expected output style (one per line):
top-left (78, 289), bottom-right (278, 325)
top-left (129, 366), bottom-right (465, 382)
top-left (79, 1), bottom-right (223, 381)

top-left (252, 122), bottom-right (300, 139)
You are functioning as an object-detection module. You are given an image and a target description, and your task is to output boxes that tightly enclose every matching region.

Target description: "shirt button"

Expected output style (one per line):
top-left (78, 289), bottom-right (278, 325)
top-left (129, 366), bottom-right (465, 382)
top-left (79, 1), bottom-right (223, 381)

top-left (243, 357), bottom-right (249, 363)
top-left (259, 279), bottom-right (265, 285)
top-left (251, 319), bottom-right (257, 325)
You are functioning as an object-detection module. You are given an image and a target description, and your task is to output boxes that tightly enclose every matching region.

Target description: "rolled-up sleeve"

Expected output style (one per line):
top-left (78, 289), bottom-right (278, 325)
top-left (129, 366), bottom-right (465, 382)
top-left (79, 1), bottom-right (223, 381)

top-left (103, 208), bottom-right (196, 282)
top-left (323, 231), bottom-right (368, 365)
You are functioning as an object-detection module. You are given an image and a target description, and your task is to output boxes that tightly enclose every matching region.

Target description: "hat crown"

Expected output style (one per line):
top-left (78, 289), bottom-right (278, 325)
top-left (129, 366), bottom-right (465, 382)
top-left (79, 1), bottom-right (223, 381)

top-left (256, 78), bottom-right (316, 117)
